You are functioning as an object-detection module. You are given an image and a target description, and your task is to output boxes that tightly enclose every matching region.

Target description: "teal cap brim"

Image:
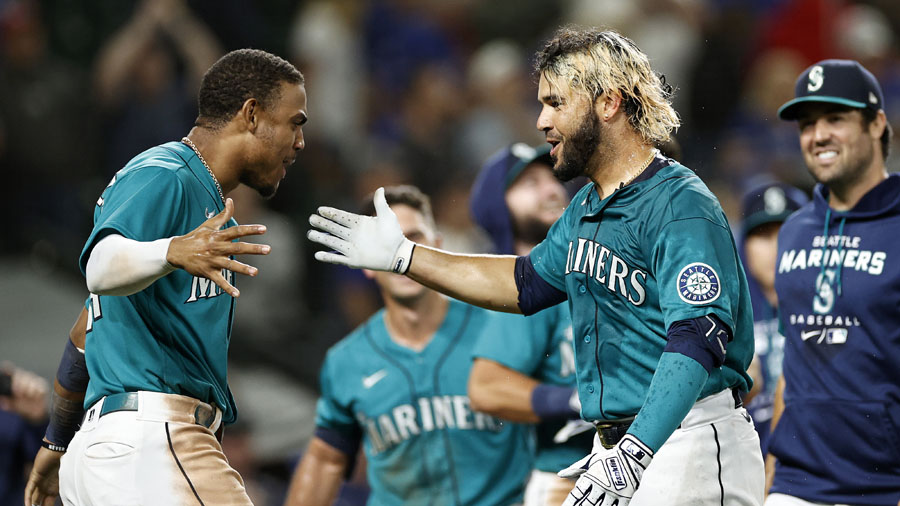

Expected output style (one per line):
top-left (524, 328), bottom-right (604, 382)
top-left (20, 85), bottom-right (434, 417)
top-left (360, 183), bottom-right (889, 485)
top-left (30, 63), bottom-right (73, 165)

top-left (777, 96), bottom-right (868, 120)
top-left (503, 144), bottom-right (553, 188)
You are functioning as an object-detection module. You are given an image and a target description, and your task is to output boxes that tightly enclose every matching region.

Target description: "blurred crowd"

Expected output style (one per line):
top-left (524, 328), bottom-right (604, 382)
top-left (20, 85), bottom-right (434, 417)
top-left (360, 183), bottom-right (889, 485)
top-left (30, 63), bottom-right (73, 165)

top-left (2, 0), bottom-right (900, 504)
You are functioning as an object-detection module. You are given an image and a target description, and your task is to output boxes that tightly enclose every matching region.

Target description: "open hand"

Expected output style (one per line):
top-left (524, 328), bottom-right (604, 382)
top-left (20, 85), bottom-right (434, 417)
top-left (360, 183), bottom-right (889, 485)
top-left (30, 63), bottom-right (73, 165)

top-left (166, 198), bottom-right (270, 297)
top-left (307, 187), bottom-right (415, 274)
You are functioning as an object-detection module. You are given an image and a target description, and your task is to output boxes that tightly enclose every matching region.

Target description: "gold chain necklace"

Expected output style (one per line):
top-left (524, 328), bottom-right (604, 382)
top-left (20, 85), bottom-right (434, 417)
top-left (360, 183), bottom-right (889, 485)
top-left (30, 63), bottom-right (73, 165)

top-left (181, 136), bottom-right (225, 204)
top-left (620, 148), bottom-right (658, 189)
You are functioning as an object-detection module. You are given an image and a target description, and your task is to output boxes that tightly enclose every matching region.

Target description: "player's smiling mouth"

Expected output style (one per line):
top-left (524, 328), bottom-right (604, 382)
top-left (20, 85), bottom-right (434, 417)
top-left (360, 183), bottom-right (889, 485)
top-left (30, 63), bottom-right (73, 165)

top-left (812, 149), bottom-right (839, 163)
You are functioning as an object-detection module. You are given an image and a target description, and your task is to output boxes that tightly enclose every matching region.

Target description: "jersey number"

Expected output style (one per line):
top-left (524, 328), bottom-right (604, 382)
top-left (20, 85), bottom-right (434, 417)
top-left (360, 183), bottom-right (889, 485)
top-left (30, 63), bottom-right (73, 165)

top-left (85, 294), bottom-right (102, 332)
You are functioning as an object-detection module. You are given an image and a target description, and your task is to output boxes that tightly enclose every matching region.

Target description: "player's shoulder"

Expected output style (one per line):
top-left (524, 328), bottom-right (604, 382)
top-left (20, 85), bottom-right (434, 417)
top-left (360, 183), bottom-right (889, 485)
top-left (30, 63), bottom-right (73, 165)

top-left (114, 142), bottom-right (195, 183)
top-left (645, 162), bottom-right (727, 223)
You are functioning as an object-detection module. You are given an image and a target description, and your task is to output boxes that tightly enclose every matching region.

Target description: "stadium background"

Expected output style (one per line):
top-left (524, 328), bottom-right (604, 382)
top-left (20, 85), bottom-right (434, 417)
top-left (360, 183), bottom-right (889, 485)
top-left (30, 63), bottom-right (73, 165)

top-left (1, 0), bottom-right (899, 503)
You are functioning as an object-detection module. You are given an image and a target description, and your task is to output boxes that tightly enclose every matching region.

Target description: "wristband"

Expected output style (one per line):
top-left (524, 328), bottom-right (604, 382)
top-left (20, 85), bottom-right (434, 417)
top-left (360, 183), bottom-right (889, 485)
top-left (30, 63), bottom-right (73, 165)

top-left (392, 240), bottom-right (415, 274)
top-left (531, 384), bottom-right (579, 420)
top-left (41, 439), bottom-right (67, 453)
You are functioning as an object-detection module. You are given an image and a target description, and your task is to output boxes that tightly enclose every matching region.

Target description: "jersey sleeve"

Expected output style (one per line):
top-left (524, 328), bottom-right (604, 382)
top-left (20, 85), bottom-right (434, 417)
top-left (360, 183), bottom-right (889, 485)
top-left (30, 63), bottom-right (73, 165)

top-left (652, 217), bottom-right (741, 332)
top-left (471, 310), bottom-right (553, 375)
top-left (314, 351), bottom-right (360, 438)
top-left (79, 168), bottom-right (187, 274)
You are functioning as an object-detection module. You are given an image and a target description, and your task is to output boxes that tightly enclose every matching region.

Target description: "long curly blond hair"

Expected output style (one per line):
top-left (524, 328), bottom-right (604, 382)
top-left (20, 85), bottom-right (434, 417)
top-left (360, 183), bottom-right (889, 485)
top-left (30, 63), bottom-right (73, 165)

top-left (535, 27), bottom-right (680, 144)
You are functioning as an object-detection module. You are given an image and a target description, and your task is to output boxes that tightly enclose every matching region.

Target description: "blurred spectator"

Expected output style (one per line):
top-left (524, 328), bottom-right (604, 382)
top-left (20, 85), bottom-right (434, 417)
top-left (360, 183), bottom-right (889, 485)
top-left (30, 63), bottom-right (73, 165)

top-left (714, 49), bottom-right (811, 189)
top-left (287, 1), bottom-right (366, 165)
top-left (0, 364), bottom-right (49, 506)
top-left (93, 0), bottom-right (222, 174)
top-left (0, 0), bottom-right (100, 265)
top-left (458, 39), bottom-right (544, 170)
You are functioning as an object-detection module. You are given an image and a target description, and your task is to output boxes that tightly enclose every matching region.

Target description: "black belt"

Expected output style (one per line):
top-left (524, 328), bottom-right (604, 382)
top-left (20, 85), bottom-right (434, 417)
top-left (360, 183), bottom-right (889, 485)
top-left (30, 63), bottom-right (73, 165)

top-left (594, 388), bottom-right (743, 449)
top-left (86, 392), bottom-right (218, 429)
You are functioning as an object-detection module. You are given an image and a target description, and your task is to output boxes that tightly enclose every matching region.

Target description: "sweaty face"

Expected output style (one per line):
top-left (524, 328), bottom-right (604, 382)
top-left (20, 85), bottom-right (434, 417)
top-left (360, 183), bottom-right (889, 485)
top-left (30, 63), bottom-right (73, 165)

top-left (796, 104), bottom-right (878, 191)
top-left (505, 162), bottom-right (568, 246)
top-left (370, 204), bottom-right (439, 303)
top-left (241, 81), bottom-right (308, 198)
top-left (536, 74), bottom-right (603, 182)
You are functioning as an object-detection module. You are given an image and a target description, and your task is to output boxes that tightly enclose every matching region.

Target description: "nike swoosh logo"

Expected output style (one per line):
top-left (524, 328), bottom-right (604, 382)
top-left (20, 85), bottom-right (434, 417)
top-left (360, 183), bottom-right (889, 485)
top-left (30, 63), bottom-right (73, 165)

top-left (801, 330), bottom-right (822, 341)
top-left (362, 369), bottom-right (388, 389)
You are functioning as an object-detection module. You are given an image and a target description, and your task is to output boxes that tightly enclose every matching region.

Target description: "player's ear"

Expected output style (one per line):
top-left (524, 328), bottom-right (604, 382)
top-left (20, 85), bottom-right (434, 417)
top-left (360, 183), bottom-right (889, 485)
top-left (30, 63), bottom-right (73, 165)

top-left (362, 268), bottom-right (376, 280)
top-left (596, 91), bottom-right (622, 122)
top-left (239, 98), bottom-right (260, 133)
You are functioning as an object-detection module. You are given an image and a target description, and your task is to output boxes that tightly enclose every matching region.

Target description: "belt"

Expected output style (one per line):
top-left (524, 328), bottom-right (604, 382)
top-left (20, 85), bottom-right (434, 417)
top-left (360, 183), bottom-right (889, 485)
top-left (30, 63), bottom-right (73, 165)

top-left (594, 388), bottom-right (743, 449)
top-left (90, 392), bottom-right (219, 429)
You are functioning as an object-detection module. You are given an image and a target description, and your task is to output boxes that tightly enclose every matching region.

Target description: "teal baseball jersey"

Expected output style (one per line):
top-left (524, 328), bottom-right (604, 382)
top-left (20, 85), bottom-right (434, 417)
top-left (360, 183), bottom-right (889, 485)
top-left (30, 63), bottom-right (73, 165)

top-left (529, 159), bottom-right (753, 422)
top-left (471, 302), bottom-right (592, 472)
top-left (78, 141), bottom-right (239, 423)
top-left (316, 298), bottom-right (533, 506)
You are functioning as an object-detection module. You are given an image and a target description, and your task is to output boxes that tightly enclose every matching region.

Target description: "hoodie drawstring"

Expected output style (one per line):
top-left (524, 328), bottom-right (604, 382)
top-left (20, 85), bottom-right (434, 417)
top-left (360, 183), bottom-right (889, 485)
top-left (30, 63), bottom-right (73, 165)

top-left (818, 207), bottom-right (847, 298)
top-left (835, 216), bottom-right (846, 296)
top-left (818, 208), bottom-right (831, 294)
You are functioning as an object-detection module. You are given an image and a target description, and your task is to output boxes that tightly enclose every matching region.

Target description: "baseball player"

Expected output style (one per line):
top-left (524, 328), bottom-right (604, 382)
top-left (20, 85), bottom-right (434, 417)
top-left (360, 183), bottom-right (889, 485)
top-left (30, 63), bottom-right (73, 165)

top-left (738, 182), bottom-right (808, 454)
top-left (24, 49), bottom-right (307, 505)
top-left (467, 142), bottom-right (592, 505)
top-left (308, 27), bottom-right (764, 505)
top-left (285, 185), bottom-right (532, 506)
top-left (767, 59), bottom-right (900, 505)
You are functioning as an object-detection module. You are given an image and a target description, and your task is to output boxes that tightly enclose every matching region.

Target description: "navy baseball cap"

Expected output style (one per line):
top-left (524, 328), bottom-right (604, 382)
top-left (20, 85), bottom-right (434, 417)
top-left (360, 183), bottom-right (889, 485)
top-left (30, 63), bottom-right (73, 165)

top-left (778, 59), bottom-right (884, 120)
top-left (470, 143), bottom-right (553, 254)
top-left (741, 182), bottom-right (809, 235)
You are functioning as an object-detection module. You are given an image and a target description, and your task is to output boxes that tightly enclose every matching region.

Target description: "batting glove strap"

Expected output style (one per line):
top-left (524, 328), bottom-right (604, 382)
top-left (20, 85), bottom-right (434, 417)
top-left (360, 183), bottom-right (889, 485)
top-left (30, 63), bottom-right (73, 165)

top-left (560, 434), bottom-right (654, 506)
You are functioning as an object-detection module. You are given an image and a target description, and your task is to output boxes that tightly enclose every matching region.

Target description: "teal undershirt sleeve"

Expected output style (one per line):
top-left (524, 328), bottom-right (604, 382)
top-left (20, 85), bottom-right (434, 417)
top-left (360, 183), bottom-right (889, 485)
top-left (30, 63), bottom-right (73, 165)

top-left (627, 352), bottom-right (709, 452)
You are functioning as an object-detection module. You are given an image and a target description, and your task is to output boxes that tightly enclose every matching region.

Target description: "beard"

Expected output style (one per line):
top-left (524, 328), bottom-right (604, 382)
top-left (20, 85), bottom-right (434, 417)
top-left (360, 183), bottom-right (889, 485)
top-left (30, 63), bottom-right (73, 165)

top-left (553, 110), bottom-right (602, 182)
top-left (511, 215), bottom-right (554, 247)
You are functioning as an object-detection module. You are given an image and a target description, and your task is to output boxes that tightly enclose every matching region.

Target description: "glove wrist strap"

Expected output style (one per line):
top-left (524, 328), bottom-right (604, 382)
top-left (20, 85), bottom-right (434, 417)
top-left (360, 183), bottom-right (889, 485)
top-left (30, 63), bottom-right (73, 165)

top-left (391, 239), bottom-right (415, 274)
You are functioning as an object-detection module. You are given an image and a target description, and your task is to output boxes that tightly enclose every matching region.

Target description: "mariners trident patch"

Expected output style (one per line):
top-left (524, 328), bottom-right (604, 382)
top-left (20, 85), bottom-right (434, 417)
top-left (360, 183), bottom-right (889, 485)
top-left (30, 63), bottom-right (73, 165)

top-left (677, 262), bottom-right (721, 304)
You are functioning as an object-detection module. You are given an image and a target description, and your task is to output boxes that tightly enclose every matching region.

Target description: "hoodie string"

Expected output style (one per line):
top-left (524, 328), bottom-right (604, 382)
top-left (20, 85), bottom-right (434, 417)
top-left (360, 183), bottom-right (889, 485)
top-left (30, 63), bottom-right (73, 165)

top-left (835, 216), bottom-right (846, 296)
top-left (818, 207), bottom-right (847, 298)
top-left (819, 208), bottom-right (831, 293)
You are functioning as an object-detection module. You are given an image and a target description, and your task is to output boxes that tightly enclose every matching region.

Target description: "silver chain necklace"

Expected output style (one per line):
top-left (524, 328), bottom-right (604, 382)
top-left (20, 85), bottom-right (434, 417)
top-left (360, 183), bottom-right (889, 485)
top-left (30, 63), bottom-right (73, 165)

top-left (181, 136), bottom-right (225, 204)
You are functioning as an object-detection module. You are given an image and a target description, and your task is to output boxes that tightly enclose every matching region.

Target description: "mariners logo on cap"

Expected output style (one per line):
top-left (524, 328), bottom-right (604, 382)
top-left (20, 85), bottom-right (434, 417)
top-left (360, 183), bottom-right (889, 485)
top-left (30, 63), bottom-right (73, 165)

top-left (808, 65), bottom-right (824, 92)
top-left (677, 263), bottom-right (721, 304)
top-left (764, 186), bottom-right (787, 214)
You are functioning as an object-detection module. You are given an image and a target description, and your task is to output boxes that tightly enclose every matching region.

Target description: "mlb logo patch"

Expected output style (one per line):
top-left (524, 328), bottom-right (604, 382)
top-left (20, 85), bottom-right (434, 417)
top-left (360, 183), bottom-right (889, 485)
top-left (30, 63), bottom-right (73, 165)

top-left (677, 262), bottom-right (721, 304)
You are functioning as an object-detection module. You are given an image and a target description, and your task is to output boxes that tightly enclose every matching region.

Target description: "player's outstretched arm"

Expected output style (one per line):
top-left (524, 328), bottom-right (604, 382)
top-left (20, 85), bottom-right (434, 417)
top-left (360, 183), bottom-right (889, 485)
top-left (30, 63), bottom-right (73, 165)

top-left (25, 307), bottom-right (89, 506)
top-left (86, 198), bottom-right (270, 297)
top-left (283, 437), bottom-right (349, 506)
top-left (308, 188), bottom-right (522, 313)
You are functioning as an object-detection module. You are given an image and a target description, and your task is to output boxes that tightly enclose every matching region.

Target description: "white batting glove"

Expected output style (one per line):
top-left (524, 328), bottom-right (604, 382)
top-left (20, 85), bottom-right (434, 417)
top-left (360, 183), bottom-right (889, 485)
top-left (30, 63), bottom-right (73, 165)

top-left (307, 187), bottom-right (416, 274)
top-left (559, 433), bottom-right (653, 506)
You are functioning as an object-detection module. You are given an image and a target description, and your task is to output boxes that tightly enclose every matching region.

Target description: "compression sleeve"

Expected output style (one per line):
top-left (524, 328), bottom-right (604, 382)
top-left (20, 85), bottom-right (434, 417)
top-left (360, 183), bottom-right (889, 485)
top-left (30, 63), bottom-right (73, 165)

top-left (627, 352), bottom-right (708, 452)
top-left (515, 255), bottom-right (567, 315)
top-left (85, 234), bottom-right (176, 296)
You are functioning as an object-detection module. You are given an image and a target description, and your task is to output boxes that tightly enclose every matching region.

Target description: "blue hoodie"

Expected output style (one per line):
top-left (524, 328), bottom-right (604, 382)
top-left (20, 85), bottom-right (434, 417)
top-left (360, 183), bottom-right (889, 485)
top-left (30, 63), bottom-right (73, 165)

top-left (771, 173), bottom-right (900, 505)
